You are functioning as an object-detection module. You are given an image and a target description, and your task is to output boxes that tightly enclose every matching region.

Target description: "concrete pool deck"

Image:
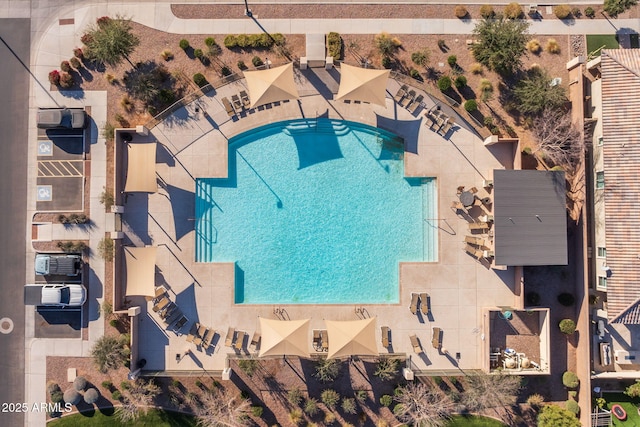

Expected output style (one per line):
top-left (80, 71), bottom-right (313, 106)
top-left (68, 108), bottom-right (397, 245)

top-left (122, 68), bottom-right (521, 374)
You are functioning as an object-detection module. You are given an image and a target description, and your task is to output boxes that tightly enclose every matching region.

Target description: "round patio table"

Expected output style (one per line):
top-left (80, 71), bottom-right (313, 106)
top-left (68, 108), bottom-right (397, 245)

top-left (459, 191), bottom-right (475, 207)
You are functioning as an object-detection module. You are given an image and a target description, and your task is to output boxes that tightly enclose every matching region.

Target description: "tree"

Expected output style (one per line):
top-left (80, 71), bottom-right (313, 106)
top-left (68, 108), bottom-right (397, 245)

top-left (394, 382), bottom-right (454, 427)
top-left (84, 388), bottom-right (99, 404)
top-left (513, 69), bottom-right (567, 115)
top-left (196, 386), bottom-right (251, 427)
top-left (532, 108), bottom-right (584, 171)
top-left (625, 380), bottom-right (640, 398)
top-left (90, 335), bottom-right (130, 373)
top-left (562, 371), bottom-right (579, 388)
top-left (83, 15), bottom-right (139, 67)
top-left (374, 358), bottom-right (399, 381)
top-left (604, 0), bottom-right (637, 16)
top-left (472, 17), bottom-right (530, 76)
top-left (537, 404), bottom-right (580, 427)
top-left (314, 358), bottom-right (340, 383)
top-left (463, 372), bottom-right (521, 412)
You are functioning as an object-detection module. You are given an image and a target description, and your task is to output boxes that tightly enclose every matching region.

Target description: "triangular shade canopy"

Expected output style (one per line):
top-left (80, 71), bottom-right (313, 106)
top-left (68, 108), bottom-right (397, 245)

top-left (325, 318), bottom-right (378, 359)
top-left (336, 63), bottom-right (390, 107)
top-left (124, 246), bottom-right (157, 297)
top-left (244, 63), bottom-right (299, 108)
top-left (258, 318), bottom-right (310, 358)
top-left (124, 142), bottom-right (157, 193)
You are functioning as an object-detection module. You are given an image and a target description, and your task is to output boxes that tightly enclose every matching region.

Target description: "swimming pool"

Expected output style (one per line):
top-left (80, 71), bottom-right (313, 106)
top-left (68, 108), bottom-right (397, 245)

top-left (195, 119), bottom-right (437, 304)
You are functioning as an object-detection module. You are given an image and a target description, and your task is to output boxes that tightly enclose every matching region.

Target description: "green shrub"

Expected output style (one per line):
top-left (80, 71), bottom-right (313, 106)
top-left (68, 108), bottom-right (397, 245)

top-left (447, 55), bottom-right (457, 67)
top-left (251, 405), bottom-right (263, 417)
top-left (464, 99), bottom-right (478, 112)
top-left (194, 48), bottom-right (203, 58)
top-left (304, 397), bottom-right (319, 415)
top-left (480, 5), bottom-right (495, 18)
top-left (205, 37), bottom-right (216, 47)
top-left (224, 34), bottom-right (238, 48)
top-left (221, 66), bottom-right (232, 76)
top-left (101, 380), bottom-right (112, 389)
top-left (237, 60), bottom-right (247, 70)
top-left (455, 75), bottom-right (467, 89)
top-left (355, 389), bottom-right (368, 402)
top-left (504, 2), bottom-right (524, 19)
top-left (314, 358), bottom-right (340, 383)
top-left (328, 32), bottom-right (342, 59)
top-left (571, 7), bottom-right (581, 17)
top-left (624, 380), bottom-right (640, 398)
top-left (595, 397), bottom-right (606, 408)
top-left (409, 69), bottom-right (421, 80)
top-left (554, 4), bottom-right (572, 18)
top-left (111, 390), bottom-right (122, 400)
top-left (437, 76), bottom-right (452, 91)
top-left (559, 319), bottom-right (576, 335)
top-left (236, 34), bottom-right (250, 48)
top-left (562, 371), bottom-right (579, 388)
top-left (193, 73), bottom-right (208, 87)
top-left (565, 399), bottom-right (580, 415)
top-left (604, 0), bottom-right (638, 17)
top-left (411, 49), bottom-right (430, 67)
top-left (70, 57), bottom-right (82, 69)
top-left (527, 393), bottom-right (544, 407)
top-left (195, 380), bottom-right (203, 388)
top-left (585, 6), bottom-right (595, 17)
top-left (287, 388), bottom-right (302, 406)
top-left (381, 55), bottom-right (392, 69)
top-left (380, 394), bottom-right (393, 407)
top-left (252, 56), bottom-right (263, 67)
top-left (179, 39), bottom-right (189, 50)
top-left (438, 39), bottom-right (446, 50)
top-left (321, 389), bottom-right (340, 409)
top-left (558, 293), bottom-right (575, 306)
top-left (342, 397), bottom-right (357, 414)
top-left (51, 389), bottom-right (64, 403)
top-left (455, 5), bottom-right (468, 18)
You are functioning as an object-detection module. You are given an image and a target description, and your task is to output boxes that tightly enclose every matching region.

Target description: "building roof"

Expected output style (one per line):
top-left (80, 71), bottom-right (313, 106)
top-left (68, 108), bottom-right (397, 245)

top-left (493, 170), bottom-right (567, 266)
top-left (600, 49), bottom-right (640, 322)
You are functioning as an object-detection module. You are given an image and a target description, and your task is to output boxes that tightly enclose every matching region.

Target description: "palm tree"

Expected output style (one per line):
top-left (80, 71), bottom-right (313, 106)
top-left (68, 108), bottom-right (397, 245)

top-left (196, 386), bottom-right (251, 427)
top-left (394, 382), bottom-right (454, 427)
top-left (90, 335), bottom-right (130, 373)
top-left (83, 15), bottom-right (140, 67)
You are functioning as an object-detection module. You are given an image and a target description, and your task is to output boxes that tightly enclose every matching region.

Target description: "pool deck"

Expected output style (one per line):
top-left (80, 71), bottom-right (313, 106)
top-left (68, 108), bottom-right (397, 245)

top-left (123, 68), bottom-right (521, 374)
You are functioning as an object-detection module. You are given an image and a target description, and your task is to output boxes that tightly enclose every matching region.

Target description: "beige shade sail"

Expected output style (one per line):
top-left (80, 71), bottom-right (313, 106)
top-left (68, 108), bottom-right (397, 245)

top-left (124, 246), bottom-right (157, 297)
top-left (325, 318), bottom-right (378, 359)
top-left (244, 63), bottom-right (299, 108)
top-left (258, 318), bottom-right (310, 358)
top-left (335, 63), bottom-right (390, 107)
top-left (124, 142), bottom-right (157, 193)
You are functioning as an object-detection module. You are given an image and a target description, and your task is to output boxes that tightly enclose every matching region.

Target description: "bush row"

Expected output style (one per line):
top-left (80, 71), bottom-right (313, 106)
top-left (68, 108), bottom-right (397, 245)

top-left (223, 33), bottom-right (285, 49)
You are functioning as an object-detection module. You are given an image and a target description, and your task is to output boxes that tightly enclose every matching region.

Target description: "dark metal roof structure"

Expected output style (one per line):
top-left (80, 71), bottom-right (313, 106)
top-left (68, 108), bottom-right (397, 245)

top-left (493, 170), bottom-right (567, 266)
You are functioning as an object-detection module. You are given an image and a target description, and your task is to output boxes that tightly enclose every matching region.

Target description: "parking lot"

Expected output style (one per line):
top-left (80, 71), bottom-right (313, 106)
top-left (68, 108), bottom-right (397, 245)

top-left (36, 128), bottom-right (86, 212)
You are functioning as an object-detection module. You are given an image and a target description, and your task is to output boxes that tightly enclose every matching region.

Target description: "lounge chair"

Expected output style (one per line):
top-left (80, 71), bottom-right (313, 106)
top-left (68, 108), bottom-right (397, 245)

top-left (408, 94), bottom-right (424, 114)
top-left (250, 331), bottom-right (261, 350)
top-left (381, 326), bottom-right (390, 348)
top-left (225, 327), bottom-right (236, 347)
top-left (221, 97), bottom-right (235, 117)
top-left (479, 214), bottom-right (494, 223)
top-left (420, 293), bottom-right (430, 316)
top-left (321, 330), bottom-right (329, 351)
top-left (465, 244), bottom-right (485, 260)
top-left (232, 94), bottom-right (243, 110)
top-left (394, 85), bottom-right (408, 102)
top-left (160, 302), bottom-right (177, 319)
top-left (194, 324), bottom-right (207, 346)
top-left (464, 235), bottom-right (483, 246)
top-left (313, 330), bottom-right (322, 350)
top-left (438, 118), bottom-right (453, 136)
top-left (483, 250), bottom-right (495, 259)
top-left (409, 293), bottom-right (419, 315)
top-left (234, 331), bottom-right (246, 350)
top-left (154, 286), bottom-right (167, 299)
top-left (202, 328), bottom-right (215, 348)
top-left (456, 185), bottom-right (465, 194)
top-left (401, 90), bottom-right (416, 107)
top-left (432, 327), bottom-right (441, 349)
top-left (164, 306), bottom-right (182, 324)
top-left (240, 90), bottom-right (251, 108)
top-left (468, 221), bottom-right (489, 232)
top-left (451, 201), bottom-right (465, 211)
top-left (410, 334), bottom-right (422, 354)
top-left (185, 323), bottom-right (198, 343)
top-left (171, 315), bottom-right (188, 332)
top-left (152, 296), bottom-right (170, 312)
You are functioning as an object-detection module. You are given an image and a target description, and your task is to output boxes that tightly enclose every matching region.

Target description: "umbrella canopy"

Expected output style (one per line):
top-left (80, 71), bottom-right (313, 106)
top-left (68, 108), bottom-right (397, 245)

top-left (335, 63), bottom-right (390, 107)
top-left (124, 246), bottom-right (157, 297)
top-left (244, 63), bottom-right (299, 108)
top-left (325, 318), bottom-right (378, 359)
top-left (258, 318), bottom-right (310, 358)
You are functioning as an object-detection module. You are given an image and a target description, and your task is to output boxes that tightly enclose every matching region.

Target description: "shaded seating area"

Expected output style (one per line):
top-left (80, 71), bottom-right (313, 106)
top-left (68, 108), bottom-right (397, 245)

top-left (336, 63), bottom-right (390, 107)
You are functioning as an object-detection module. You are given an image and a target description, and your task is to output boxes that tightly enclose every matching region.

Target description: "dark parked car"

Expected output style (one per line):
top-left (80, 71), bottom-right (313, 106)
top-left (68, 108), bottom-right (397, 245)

top-left (37, 108), bottom-right (87, 129)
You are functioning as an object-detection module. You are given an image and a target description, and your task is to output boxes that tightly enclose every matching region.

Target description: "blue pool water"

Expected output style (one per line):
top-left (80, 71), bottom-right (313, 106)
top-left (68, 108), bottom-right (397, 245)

top-left (195, 119), bottom-right (437, 304)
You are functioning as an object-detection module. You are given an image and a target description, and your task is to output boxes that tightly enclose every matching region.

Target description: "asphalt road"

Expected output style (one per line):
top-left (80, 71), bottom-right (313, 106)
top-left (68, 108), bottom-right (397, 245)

top-left (0, 18), bottom-right (30, 427)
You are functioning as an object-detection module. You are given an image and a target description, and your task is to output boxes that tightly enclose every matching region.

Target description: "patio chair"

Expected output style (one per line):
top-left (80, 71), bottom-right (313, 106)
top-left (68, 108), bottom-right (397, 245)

top-left (185, 323), bottom-right (198, 343)
top-left (483, 250), bottom-right (495, 259)
top-left (469, 186), bottom-right (478, 194)
top-left (407, 94), bottom-right (424, 113)
top-left (313, 330), bottom-right (322, 350)
top-left (451, 201), bottom-right (465, 212)
top-left (381, 326), bottom-right (390, 348)
top-left (225, 327), bottom-right (236, 347)
top-left (468, 221), bottom-right (489, 232)
top-left (234, 331), bottom-right (246, 350)
top-left (171, 315), bottom-right (188, 332)
top-left (394, 84), bottom-right (408, 102)
top-left (410, 334), bottom-right (422, 354)
top-left (432, 327), bottom-right (441, 349)
top-left (202, 328), bottom-right (215, 348)
top-left (479, 214), bottom-right (494, 223)
top-left (321, 330), bottom-right (329, 351)
top-left (160, 302), bottom-right (177, 319)
top-left (250, 331), bottom-right (261, 350)
top-left (240, 90), bottom-right (250, 108)
top-left (464, 235), bottom-right (483, 246)
top-left (221, 97), bottom-right (235, 117)
top-left (465, 244), bottom-right (484, 260)
top-left (154, 286), bottom-right (167, 300)
top-left (152, 296), bottom-right (170, 312)
top-left (420, 293), bottom-right (430, 316)
top-left (409, 293), bottom-right (419, 315)
top-left (438, 118), bottom-right (453, 136)
top-left (456, 185), bottom-right (465, 195)
top-left (164, 306), bottom-right (182, 324)
top-left (232, 94), bottom-right (243, 110)
top-left (401, 90), bottom-right (416, 107)
top-left (195, 324), bottom-right (207, 346)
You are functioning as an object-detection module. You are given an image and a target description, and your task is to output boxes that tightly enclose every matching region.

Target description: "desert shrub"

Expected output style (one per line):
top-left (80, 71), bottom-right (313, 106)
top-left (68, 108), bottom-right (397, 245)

top-left (69, 57), bottom-right (81, 69)
top-left (205, 37), bottom-right (216, 47)
top-left (455, 5), bottom-right (468, 18)
top-left (224, 35), bottom-right (238, 48)
top-left (194, 48), bottom-right (203, 59)
top-left (120, 381), bottom-right (130, 390)
top-left (342, 397), bottom-right (357, 414)
top-left (325, 412), bottom-right (336, 425)
top-left (60, 60), bottom-right (71, 72)
top-left (314, 358), bottom-right (340, 383)
top-left (546, 38), bottom-right (561, 54)
top-left (374, 358), bottom-right (399, 381)
top-left (527, 39), bottom-right (542, 54)
top-left (48, 70), bottom-right (60, 85)
top-left (380, 394), bottom-right (393, 407)
top-left (179, 39), bottom-right (189, 50)
top-left (558, 293), bottom-right (575, 306)
top-left (287, 388), bottom-right (302, 406)
top-left (98, 237), bottom-right (114, 261)
top-left (437, 39), bottom-right (446, 50)
top-left (63, 389), bottom-right (81, 405)
top-left (374, 32), bottom-right (402, 57)
top-left (304, 397), bottom-right (319, 415)
top-left (193, 73), bottom-right (208, 88)
top-left (604, 0), bottom-right (638, 17)
top-left (625, 381), bottom-right (640, 398)
top-left (160, 49), bottom-right (173, 61)
top-left (554, 4), bottom-right (572, 18)
top-left (504, 2), bottom-right (524, 19)
top-left (571, 7), bottom-right (581, 17)
top-left (328, 32), bottom-right (342, 59)
top-left (565, 399), bottom-right (580, 415)
top-left (484, 116), bottom-right (494, 126)
top-left (74, 376), bottom-right (87, 391)
top-left (120, 95), bottom-right (134, 112)
top-left (437, 76), bottom-right (452, 91)
top-left (585, 6), bottom-right (595, 17)
top-left (84, 388), bottom-right (99, 404)
top-left (480, 4), bottom-right (495, 18)
top-left (559, 318), bottom-right (576, 334)
top-left (252, 56), bottom-right (263, 67)
top-left (51, 389), bottom-right (64, 403)
top-left (59, 72), bottom-right (74, 88)
top-left (250, 405), bottom-right (263, 417)
top-left (470, 63), bottom-right (483, 74)
top-left (464, 99), bottom-right (478, 112)
top-left (409, 69), bottom-right (422, 80)
top-left (381, 55), bottom-right (392, 69)
top-left (447, 55), bottom-right (458, 67)
top-left (562, 371), bottom-right (579, 388)
top-left (321, 389), bottom-right (340, 409)
top-left (355, 390), bottom-right (368, 402)
top-left (101, 380), bottom-right (113, 389)
top-left (105, 73), bottom-right (117, 84)
top-left (112, 390), bottom-right (122, 400)
top-left (455, 75), bottom-right (467, 89)
top-left (527, 393), bottom-right (545, 407)
top-left (237, 60), bottom-right (247, 70)
top-left (411, 49), bottom-right (430, 67)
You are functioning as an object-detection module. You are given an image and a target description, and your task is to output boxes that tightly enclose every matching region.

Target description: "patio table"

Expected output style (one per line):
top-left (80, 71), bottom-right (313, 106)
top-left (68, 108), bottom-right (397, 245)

top-left (459, 191), bottom-right (475, 207)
